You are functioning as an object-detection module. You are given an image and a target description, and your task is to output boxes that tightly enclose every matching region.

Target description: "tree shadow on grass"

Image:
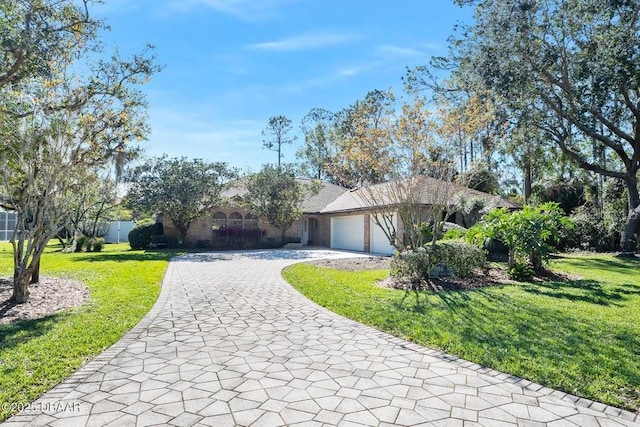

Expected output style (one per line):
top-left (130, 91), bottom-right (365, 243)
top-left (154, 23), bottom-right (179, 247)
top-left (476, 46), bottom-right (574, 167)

top-left (0, 313), bottom-right (64, 355)
top-left (521, 279), bottom-right (640, 306)
top-left (557, 255), bottom-right (640, 274)
top-left (71, 250), bottom-right (185, 263)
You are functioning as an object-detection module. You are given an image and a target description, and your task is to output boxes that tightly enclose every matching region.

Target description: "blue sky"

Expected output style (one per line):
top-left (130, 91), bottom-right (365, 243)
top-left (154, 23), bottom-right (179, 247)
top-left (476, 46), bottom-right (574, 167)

top-left (96, 0), bottom-right (474, 172)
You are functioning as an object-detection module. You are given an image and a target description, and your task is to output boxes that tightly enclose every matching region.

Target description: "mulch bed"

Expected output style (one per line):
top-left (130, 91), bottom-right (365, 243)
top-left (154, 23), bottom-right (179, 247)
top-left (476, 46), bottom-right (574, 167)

top-left (306, 256), bottom-right (581, 291)
top-left (0, 277), bottom-right (89, 324)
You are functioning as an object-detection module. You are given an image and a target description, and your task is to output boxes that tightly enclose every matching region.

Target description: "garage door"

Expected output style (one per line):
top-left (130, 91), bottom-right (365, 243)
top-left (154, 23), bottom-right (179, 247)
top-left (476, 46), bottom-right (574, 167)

top-left (370, 213), bottom-right (396, 255)
top-left (331, 215), bottom-right (365, 252)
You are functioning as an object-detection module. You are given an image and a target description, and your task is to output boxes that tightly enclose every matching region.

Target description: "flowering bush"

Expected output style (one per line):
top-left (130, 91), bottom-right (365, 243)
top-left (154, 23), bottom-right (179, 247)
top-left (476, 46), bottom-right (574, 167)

top-left (213, 226), bottom-right (267, 248)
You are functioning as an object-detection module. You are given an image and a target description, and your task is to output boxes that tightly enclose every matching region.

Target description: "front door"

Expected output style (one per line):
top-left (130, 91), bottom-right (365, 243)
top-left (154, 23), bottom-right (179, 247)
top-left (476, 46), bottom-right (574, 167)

top-left (301, 218), bottom-right (309, 245)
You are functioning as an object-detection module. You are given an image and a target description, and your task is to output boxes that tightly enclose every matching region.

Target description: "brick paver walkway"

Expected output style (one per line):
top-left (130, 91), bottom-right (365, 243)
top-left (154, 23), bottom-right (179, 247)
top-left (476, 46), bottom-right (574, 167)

top-left (3, 249), bottom-right (639, 426)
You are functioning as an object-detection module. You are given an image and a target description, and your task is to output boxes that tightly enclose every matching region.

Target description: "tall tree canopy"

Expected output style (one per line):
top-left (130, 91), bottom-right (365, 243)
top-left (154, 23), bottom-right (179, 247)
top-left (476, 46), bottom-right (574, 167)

top-left (243, 164), bottom-right (318, 244)
top-left (262, 115), bottom-right (296, 170)
top-left (126, 156), bottom-right (237, 244)
top-left (426, 0), bottom-right (640, 251)
top-left (0, 0), bottom-right (159, 302)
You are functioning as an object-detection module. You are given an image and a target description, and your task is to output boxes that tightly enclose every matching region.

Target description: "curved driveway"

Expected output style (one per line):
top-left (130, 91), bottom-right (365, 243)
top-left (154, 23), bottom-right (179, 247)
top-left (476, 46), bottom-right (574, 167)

top-left (3, 249), bottom-right (639, 426)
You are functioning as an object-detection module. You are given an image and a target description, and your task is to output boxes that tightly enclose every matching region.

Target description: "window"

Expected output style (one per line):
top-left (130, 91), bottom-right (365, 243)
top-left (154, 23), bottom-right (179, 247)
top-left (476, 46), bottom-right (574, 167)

top-left (228, 212), bottom-right (243, 228)
top-left (212, 212), bottom-right (227, 228)
top-left (244, 213), bottom-right (259, 229)
top-left (0, 210), bottom-right (16, 242)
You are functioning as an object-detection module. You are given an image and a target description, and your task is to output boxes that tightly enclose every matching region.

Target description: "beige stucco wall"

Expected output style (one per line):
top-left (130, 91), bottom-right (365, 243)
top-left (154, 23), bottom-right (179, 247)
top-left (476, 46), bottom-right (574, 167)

top-left (160, 208), bottom-right (303, 247)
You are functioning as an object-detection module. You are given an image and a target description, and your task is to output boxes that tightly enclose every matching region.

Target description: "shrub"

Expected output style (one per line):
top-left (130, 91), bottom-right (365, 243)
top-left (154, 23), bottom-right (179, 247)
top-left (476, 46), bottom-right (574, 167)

top-left (390, 241), bottom-right (486, 282)
top-left (560, 204), bottom-right (618, 252)
top-left (128, 220), bottom-right (157, 250)
top-left (442, 226), bottom-right (467, 241)
top-left (391, 247), bottom-right (431, 281)
top-left (88, 237), bottom-right (104, 252)
top-left (94, 238), bottom-right (105, 252)
top-left (74, 235), bottom-right (87, 252)
top-left (508, 258), bottom-right (534, 281)
top-left (431, 241), bottom-right (486, 278)
top-left (214, 226), bottom-right (267, 248)
top-left (165, 236), bottom-right (180, 248)
top-left (467, 202), bottom-right (572, 275)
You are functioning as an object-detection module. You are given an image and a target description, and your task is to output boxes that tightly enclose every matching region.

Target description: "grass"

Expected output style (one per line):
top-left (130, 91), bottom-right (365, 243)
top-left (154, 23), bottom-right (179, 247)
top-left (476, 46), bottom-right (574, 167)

top-left (283, 253), bottom-right (640, 411)
top-left (0, 242), bottom-right (176, 422)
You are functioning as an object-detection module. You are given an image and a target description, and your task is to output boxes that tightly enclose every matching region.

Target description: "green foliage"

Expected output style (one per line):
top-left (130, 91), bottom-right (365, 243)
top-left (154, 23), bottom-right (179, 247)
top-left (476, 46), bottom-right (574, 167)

top-left (457, 161), bottom-right (500, 195)
top-left (532, 178), bottom-right (585, 215)
top-left (391, 241), bottom-right (486, 282)
top-left (562, 204), bottom-right (616, 251)
top-left (437, 0), bottom-right (640, 251)
top-left (441, 226), bottom-right (466, 241)
top-left (508, 258), bottom-right (534, 281)
top-left (74, 235), bottom-right (88, 253)
top-left (126, 156), bottom-right (237, 243)
top-left (468, 203), bottom-right (573, 275)
top-left (88, 237), bottom-right (104, 252)
top-left (243, 165), bottom-right (318, 242)
top-left (297, 108), bottom-right (336, 180)
top-left (127, 220), bottom-right (157, 250)
top-left (284, 253), bottom-right (640, 410)
top-left (262, 115), bottom-right (296, 169)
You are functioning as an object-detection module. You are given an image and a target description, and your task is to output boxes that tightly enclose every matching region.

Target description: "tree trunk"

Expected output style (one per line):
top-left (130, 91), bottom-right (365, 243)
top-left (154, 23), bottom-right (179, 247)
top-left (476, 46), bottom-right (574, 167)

top-left (620, 175), bottom-right (640, 253)
top-left (524, 162), bottom-right (532, 202)
top-left (30, 260), bottom-right (40, 284)
top-left (281, 229), bottom-right (287, 246)
top-left (531, 252), bottom-right (543, 273)
top-left (508, 249), bottom-right (516, 270)
top-left (12, 265), bottom-right (36, 303)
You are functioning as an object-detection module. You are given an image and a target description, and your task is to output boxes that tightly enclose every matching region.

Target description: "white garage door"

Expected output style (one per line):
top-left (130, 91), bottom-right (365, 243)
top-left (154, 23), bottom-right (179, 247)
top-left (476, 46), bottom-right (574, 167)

top-left (370, 213), bottom-right (396, 255)
top-left (331, 215), bottom-right (365, 252)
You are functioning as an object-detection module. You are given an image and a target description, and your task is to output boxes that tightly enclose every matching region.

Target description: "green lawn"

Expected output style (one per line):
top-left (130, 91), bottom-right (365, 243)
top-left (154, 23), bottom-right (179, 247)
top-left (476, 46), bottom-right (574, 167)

top-left (0, 243), bottom-right (174, 422)
top-left (283, 253), bottom-right (640, 411)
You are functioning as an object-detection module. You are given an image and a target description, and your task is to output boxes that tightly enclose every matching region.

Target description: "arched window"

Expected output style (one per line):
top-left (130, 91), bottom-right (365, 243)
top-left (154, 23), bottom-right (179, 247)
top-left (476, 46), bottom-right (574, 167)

top-left (213, 212), bottom-right (227, 228)
top-left (228, 212), bottom-right (243, 228)
top-left (244, 213), bottom-right (259, 229)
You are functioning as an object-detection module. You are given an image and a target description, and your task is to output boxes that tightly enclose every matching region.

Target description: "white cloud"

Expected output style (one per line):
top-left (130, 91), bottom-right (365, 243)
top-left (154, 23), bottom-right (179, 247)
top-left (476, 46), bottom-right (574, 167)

top-left (377, 44), bottom-right (426, 59)
top-left (422, 42), bottom-right (442, 51)
top-left (247, 31), bottom-right (359, 52)
top-left (168, 0), bottom-right (296, 20)
top-left (146, 107), bottom-right (265, 167)
top-left (338, 61), bottom-right (381, 77)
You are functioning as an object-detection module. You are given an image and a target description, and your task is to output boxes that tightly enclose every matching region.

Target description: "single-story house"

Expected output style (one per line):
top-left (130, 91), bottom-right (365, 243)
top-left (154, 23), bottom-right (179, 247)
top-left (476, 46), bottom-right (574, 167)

top-left (160, 176), bottom-right (519, 255)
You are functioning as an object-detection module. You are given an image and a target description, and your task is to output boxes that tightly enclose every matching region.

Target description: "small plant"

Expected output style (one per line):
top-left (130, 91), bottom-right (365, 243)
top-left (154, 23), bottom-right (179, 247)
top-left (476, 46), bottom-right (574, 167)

top-left (508, 261), bottom-right (534, 281)
top-left (74, 235), bottom-right (87, 252)
top-left (88, 237), bottom-right (105, 252)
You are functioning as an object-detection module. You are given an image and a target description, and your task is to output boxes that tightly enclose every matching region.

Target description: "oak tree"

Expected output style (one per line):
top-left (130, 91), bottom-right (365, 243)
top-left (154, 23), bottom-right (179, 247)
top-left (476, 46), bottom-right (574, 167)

top-left (126, 156), bottom-right (237, 245)
top-left (441, 0), bottom-right (640, 252)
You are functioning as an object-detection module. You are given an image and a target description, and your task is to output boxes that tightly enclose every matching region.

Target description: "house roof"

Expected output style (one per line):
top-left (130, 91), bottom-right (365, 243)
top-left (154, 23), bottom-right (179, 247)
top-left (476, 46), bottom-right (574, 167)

top-left (221, 179), bottom-right (347, 214)
top-left (320, 176), bottom-right (520, 214)
top-left (221, 175), bottom-right (519, 215)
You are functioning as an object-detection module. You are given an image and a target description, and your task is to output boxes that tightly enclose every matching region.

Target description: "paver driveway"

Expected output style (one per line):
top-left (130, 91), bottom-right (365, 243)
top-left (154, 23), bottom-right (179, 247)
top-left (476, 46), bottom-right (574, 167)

top-left (3, 249), bottom-right (639, 427)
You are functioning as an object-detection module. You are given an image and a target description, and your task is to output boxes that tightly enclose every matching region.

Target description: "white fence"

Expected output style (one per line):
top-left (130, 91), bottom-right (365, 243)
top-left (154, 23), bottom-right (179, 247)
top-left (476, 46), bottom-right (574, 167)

top-left (105, 221), bottom-right (136, 244)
